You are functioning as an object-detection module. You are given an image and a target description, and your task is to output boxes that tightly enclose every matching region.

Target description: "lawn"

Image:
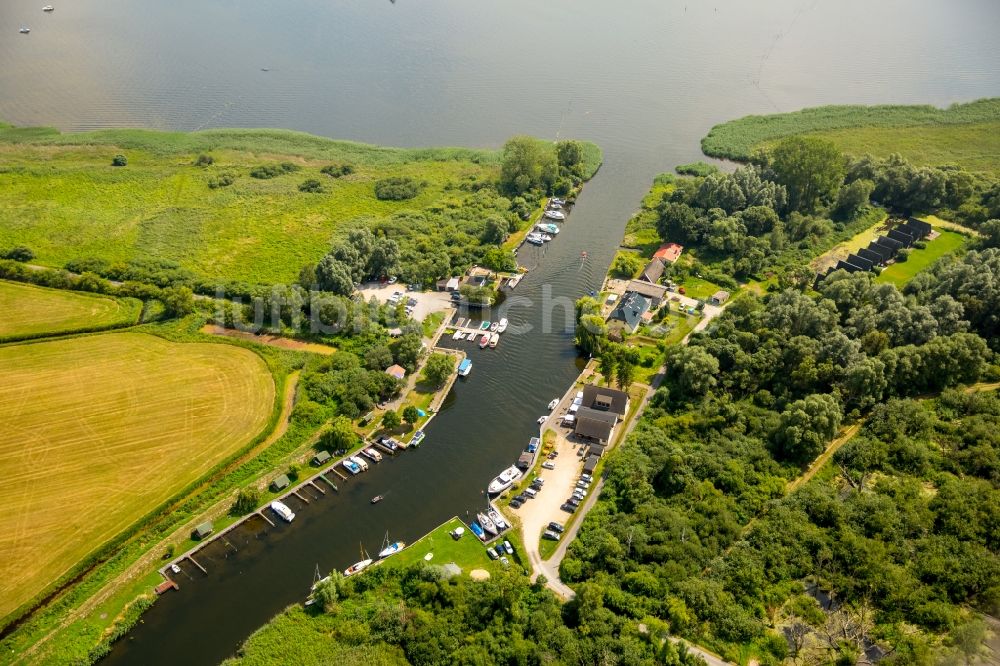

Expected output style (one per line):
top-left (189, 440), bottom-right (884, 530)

top-left (809, 211), bottom-right (890, 272)
top-left (383, 517), bottom-right (497, 573)
top-left (0, 332), bottom-right (275, 622)
top-left (0, 279), bottom-right (140, 341)
top-left (876, 230), bottom-right (968, 287)
top-left (678, 275), bottom-right (724, 301)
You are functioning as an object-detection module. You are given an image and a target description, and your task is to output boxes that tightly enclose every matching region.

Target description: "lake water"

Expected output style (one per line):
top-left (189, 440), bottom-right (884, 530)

top-left (1, 0), bottom-right (998, 663)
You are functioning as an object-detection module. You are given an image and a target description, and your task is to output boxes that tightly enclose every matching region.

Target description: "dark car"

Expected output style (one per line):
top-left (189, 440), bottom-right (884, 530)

top-left (509, 499), bottom-right (523, 509)
top-left (513, 494), bottom-right (526, 503)
top-left (560, 503), bottom-right (577, 513)
top-left (566, 497), bottom-right (580, 507)
top-left (548, 521), bottom-right (565, 533)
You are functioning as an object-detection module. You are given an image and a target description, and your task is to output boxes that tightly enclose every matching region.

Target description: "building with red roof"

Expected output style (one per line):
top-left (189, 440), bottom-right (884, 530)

top-left (653, 243), bottom-right (683, 263)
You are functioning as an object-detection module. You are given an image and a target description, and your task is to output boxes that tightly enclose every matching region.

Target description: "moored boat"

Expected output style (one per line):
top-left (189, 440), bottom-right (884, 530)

top-left (496, 318), bottom-right (508, 333)
top-left (452, 330), bottom-right (464, 340)
top-left (479, 334), bottom-right (490, 348)
top-left (540, 234), bottom-right (553, 242)
top-left (378, 540), bottom-right (405, 559)
top-left (544, 210), bottom-right (566, 221)
top-left (343, 459), bottom-right (362, 475)
top-left (489, 332), bottom-right (499, 348)
top-left (270, 500), bottom-right (295, 523)
top-left (548, 398), bottom-right (559, 410)
top-left (362, 447), bottom-right (382, 462)
top-left (489, 321), bottom-right (499, 332)
top-left (469, 521), bottom-right (486, 540)
top-left (487, 509), bottom-right (508, 531)
top-left (536, 222), bottom-right (559, 234)
top-left (458, 358), bottom-right (472, 376)
top-left (479, 320), bottom-right (491, 330)
top-left (477, 512), bottom-right (498, 535)
top-left (410, 429), bottom-right (425, 446)
top-left (525, 233), bottom-right (544, 246)
top-left (488, 465), bottom-right (524, 494)
top-left (344, 558), bottom-right (373, 576)
top-left (350, 455), bottom-right (369, 471)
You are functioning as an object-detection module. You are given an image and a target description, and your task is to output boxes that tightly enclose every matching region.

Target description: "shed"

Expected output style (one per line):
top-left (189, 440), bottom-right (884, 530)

top-left (710, 290), bottom-right (730, 305)
top-left (192, 521), bottom-right (214, 540)
top-left (583, 454), bottom-right (600, 475)
top-left (270, 474), bottom-right (290, 492)
top-left (312, 450), bottom-right (332, 466)
top-left (866, 240), bottom-right (895, 262)
top-left (906, 217), bottom-right (933, 237)
top-left (836, 260), bottom-right (863, 274)
top-left (517, 451), bottom-right (535, 470)
top-left (385, 364), bottom-right (406, 380)
top-left (446, 277), bottom-right (461, 291)
top-left (877, 235), bottom-right (904, 251)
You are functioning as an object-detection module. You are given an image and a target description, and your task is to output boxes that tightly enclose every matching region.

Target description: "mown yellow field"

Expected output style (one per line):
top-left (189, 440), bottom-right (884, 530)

top-left (0, 279), bottom-right (140, 340)
top-left (0, 332), bottom-right (275, 621)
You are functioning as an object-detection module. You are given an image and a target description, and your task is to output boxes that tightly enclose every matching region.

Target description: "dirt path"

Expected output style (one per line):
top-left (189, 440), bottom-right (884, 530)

top-left (18, 372), bottom-right (302, 664)
top-left (200, 325), bottom-right (336, 355)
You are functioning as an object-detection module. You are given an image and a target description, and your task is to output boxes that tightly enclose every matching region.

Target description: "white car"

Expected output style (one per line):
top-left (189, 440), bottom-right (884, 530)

top-left (542, 461), bottom-right (555, 470)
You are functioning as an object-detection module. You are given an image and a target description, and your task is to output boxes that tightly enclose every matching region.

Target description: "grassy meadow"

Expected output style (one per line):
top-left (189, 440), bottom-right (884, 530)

top-left (0, 126), bottom-right (500, 285)
top-left (876, 229), bottom-right (968, 287)
top-left (0, 331), bottom-right (275, 621)
top-left (701, 97), bottom-right (1000, 164)
top-left (0, 279), bottom-right (140, 341)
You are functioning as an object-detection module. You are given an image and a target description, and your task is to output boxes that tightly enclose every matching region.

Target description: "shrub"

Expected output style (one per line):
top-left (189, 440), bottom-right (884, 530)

top-left (194, 154), bottom-right (214, 167)
top-left (230, 487), bottom-right (261, 515)
top-left (374, 176), bottom-right (423, 201)
top-left (553, 178), bottom-right (573, 196)
top-left (298, 179), bottom-right (325, 193)
top-left (897, 248), bottom-right (912, 262)
top-left (208, 173), bottom-right (235, 189)
top-left (675, 162), bottom-right (720, 177)
top-left (250, 162), bottom-right (300, 179)
top-left (111, 154), bottom-right (127, 167)
top-left (2, 246), bottom-right (34, 262)
top-left (321, 164), bottom-right (355, 178)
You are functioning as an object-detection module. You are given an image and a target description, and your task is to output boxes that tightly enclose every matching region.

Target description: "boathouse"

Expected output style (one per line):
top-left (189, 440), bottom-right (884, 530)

top-left (192, 521), bottom-right (214, 540)
top-left (270, 474), bottom-right (290, 492)
top-left (312, 450), bottom-right (331, 466)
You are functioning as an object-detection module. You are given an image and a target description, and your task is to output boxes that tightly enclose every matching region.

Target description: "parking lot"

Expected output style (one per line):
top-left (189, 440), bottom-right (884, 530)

top-left (357, 282), bottom-right (455, 323)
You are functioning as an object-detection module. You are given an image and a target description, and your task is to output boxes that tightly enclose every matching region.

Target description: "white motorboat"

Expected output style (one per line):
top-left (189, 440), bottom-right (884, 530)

top-left (350, 455), bottom-right (369, 471)
top-left (452, 330), bottom-right (465, 340)
top-left (543, 210), bottom-right (566, 221)
top-left (489, 332), bottom-right (499, 348)
top-left (42, 5), bottom-right (54, 11)
top-left (525, 233), bottom-right (544, 246)
top-left (477, 512), bottom-right (498, 536)
top-left (540, 234), bottom-right (553, 242)
top-left (270, 500), bottom-right (295, 523)
top-left (19, 26), bottom-right (30, 33)
top-left (536, 223), bottom-right (559, 234)
top-left (362, 447), bottom-right (382, 462)
top-left (487, 509), bottom-right (508, 531)
top-left (343, 458), bottom-right (362, 475)
top-left (458, 358), bottom-right (472, 376)
top-left (488, 465), bottom-right (524, 494)
top-left (496, 318), bottom-right (508, 333)
top-left (548, 398), bottom-right (559, 410)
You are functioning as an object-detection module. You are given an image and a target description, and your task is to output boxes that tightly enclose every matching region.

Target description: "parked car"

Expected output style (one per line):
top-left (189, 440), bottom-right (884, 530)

top-left (492, 545), bottom-right (505, 559)
top-left (581, 473), bottom-right (592, 482)
top-left (509, 499), bottom-right (523, 509)
top-left (542, 461), bottom-right (556, 470)
top-left (407, 297), bottom-right (417, 307)
top-left (523, 488), bottom-right (537, 498)
top-left (486, 547), bottom-right (498, 560)
top-left (542, 530), bottom-right (561, 541)
top-left (560, 503), bottom-right (577, 513)
top-left (500, 556), bottom-right (510, 567)
top-left (548, 521), bottom-right (565, 533)
top-left (566, 497), bottom-right (581, 507)
top-left (503, 540), bottom-right (514, 554)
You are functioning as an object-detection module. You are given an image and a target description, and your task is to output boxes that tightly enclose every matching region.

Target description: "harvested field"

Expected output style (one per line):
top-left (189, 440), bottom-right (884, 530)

top-left (0, 332), bottom-right (275, 621)
top-left (0, 279), bottom-right (140, 341)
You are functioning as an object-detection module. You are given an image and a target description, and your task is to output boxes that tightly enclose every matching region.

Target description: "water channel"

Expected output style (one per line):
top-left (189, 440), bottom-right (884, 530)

top-left (1, 0), bottom-right (998, 663)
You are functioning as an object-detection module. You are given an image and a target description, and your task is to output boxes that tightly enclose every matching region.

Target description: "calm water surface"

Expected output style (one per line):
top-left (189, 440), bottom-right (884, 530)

top-left (1, 0), bottom-right (998, 663)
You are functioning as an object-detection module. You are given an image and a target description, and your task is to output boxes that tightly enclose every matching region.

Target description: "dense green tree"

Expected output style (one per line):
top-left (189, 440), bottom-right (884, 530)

top-left (834, 178), bottom-right (874, 220)
top-left (321, 416), bottom-right (358, 452)
top-left (401, 405), bottom-right (420, 425)
top-left (609, 252), bottom-right (643, 278)
top-left (500, 136), bottom-right (558, 195)
top-left (772, 393), bottom-right (841, 463)
top-left (482, 246), bottom-right (516, 273)
top-left (161, 285), bottom-right (195, 317)
top-left (770, 136), bottom-right (845, 213)
top-left (381, 410), bottom-right (400, 430)
top-left (421, 352), bottom-right (454, 387)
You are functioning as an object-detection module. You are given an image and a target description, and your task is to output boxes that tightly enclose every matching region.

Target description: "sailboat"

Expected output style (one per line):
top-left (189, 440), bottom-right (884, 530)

top-left (344, 544), bottom-right (373, 576)
top-left (377, 531), bottom-right (406, 559)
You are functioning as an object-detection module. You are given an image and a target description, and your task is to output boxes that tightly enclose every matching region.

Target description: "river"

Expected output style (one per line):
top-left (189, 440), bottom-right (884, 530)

top-left (2, 0), bottom-right (998, 663)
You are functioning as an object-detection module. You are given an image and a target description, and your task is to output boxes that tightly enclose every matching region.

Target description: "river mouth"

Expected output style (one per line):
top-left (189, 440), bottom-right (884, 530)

top-left (4, 0), bottom-right (997, 663)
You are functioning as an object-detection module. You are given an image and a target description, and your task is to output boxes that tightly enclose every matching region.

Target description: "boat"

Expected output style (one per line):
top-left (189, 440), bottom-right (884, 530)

top-left (536, 223), bottom-right (559, 234)
top-left (19, 26), bottom-right (30, 33)
top-left (547, 202), bottom-right (562, 210)
top-left (410, 429), bottom-right (425, 446)
top-left (343, 459), bottom-right (362, 475)
top-left (488, 509), bottom-right (508, 531)
top-left (362, 447), bottom-right (383, 462)
top-left (371, 495), bottom-right (384, 504)
top-left (537, 416), bottom-right (547, 425)
top-left (380, 437), bottom-right (399, 451)
top-left (548, 398), bottom-right (559, 410)
top-left (496, 318), bottom-right (508, 333)
top-left (458, 359), bottom-right (472, 376)
top-left (378, 533), bottom-right (406, 559)
top-left (525, 233), bottom-right (544, 246)
top-left (452, 330), bottom-right (464, 340)
top-left (489, 332), bottom-right (499, 348)
top-left (540, 234), bottom-right (553, 242)
top-left (469, 521), bottom-right (486, 541)
top-left (477, 512), bottom-right (498, 536)
top-left (270, 500), bottom-right (295, 523)
top-left (550, 197), bottom-right (566, 205)
top-left (350, 455), bottom-right (369, 471)
top-left (489, 321), bottom-right (499, 332)
top-left (344, 558), bottom-right (373, 576)
top-left (479, 320), bottom-right (491, 330)
top-left (42, 5), bottom-right (54, 11)
top-left (544, 210), bottom-right (566, 221)
top-left (479, 334), bottom-right (490, 348)
top-left (488, 465), bottom-right (524, 494)
top-left (581, 251), bottom-right (588, 259)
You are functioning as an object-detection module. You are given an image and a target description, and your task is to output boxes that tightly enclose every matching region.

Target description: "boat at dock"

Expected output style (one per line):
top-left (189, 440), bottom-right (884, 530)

top-left (477, 512), bottom-right (498, 536)
top-left (525, 233), bottom-right (544, 246)
top-left (548, 398), bottom-right (559, 410)
top-left (377, 534), bottom-right (406, 559)
top-left (270, 500), bottom-right (295, 523)
top-left (362, 447), bottom-right (382, 462)
top-left (488, 465), bottom-right (524, 494)
top-left (544, 210), bottom-right (566, 221)
top-left (536, 222), bottom-right (559, 234)
top-left (344, 558), bottom-right (373, 576)
top-left (458, 358), bottom-right (472, 376)
top-left (342, 459), bottom-right (362, 475)
top-left (479, 320), bottom-right (491, 330)
top-left (489, 321), bottom-right (499, 332)
top-left (452, 330), bottom-right (465, 340)
top-left (489, 332), bottom-right (499, 348)
top-left (487, 509), bottom-right (508, 531)
top-left (537, 416), bottom-right (547, 424)
top-left (350, 455), bottom-right (369, 471)
top-left (496, 318), bottom-right (508, 333)
top-left (479, 334), bottom-right (490, 348)
top-left (469, 521), bottom-right (486, 540)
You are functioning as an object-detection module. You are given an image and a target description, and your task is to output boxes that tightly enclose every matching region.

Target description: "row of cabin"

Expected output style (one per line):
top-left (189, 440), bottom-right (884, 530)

top-left (823, 218), bottom-right (933, 279)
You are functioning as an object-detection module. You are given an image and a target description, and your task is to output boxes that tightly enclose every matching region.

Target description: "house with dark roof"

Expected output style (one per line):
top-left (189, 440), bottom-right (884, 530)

top-left (888, 228), bottom-right (915, 247)
top-left (573, 407), bottom-right (618, 443)
top-left (857, 247), bottom-right (885, 266)
top-left (580, 384), bottom-right (630, 419)
top-left (836, 260), bottom-right (863, 274)
top-left (906, 217), bottom-right (933, 237)
top-left (877, 235), bottom-right (904, 252)
top-left (608, 291), bottom-right (651, 333)
top-left (626, 280), bottom-right (668, 307)
top-left (866, 241), bottom-right (895, 262)
top-left (583, 454), bottom-right (600, 475)
top-left (847, 253), bottom-right (874, 271)
top-left (639, 257), bottom-right (666, 284)
top-left (270, 474), bottom-right (290, 492)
